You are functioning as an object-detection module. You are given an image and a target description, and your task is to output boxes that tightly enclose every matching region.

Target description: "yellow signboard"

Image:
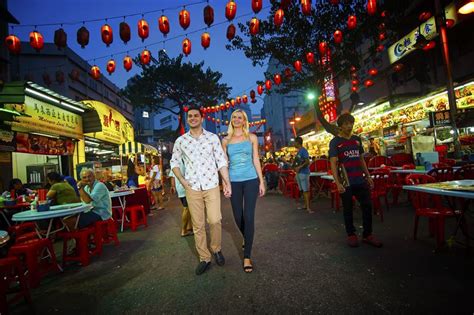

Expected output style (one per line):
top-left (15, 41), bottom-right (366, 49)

top-left (388, 2), bottom-right (458, 64)
top-left (7, 95), bottom-right (83, 139)
top-left (82, 100), bottom-right (134, 144)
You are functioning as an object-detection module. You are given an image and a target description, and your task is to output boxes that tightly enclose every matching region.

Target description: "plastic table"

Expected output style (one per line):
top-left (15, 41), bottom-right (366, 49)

top-left (109, 190), bottom-right (135, 232)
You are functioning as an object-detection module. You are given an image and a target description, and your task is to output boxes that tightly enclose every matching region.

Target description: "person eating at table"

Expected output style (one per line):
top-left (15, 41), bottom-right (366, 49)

top-left (64, 168), bottom-right (111, 230)
top-left (2, 178), bottom-right (33, 199)
top-left (46, 172), bottom-right (80, 205)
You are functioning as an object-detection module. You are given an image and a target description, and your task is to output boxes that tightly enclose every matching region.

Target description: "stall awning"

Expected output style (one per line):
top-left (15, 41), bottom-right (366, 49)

top-left (119, 142), bottom-right (158, 155)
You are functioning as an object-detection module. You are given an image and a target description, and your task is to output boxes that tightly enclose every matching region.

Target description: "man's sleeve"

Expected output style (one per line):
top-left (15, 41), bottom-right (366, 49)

top-left (328, 138), bottom-right (337, 158)
top-left (170, 138), bottom-right (182, 170)
top-left (213, 135), bottom-right (228, 169)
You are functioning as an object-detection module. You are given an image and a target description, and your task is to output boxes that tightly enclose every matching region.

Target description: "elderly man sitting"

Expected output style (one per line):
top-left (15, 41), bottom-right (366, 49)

top-left (65, 168), bottom-right (112, 230)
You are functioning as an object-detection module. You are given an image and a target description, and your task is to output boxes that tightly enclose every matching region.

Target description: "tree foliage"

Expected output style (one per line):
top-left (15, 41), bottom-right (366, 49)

top-left (122, 51), bottom-right (231, 136)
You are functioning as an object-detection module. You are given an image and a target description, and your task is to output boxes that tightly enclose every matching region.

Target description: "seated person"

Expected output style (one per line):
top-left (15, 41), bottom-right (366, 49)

top-left (65, 168), bottom-right (112, 230)
top-left (2, 178), bottom-right (33, 198)
top-left (46, 172), bottom-right (80, 205)
top-left (103, 174), bottom-right (117, 191)
top-left (62, 175), bottom-right (80, 196)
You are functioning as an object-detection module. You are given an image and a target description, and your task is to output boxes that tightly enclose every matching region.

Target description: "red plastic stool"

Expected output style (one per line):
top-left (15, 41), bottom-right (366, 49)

top-left (8, 222), bottom-right (39, 244)
top-left (95, 218), bottom-right (120, 249)
top-left (0, 256), bottom-right (32, 313)
top-left (8, 238), bottom-right (60, 288)
top-left (124, 205), bottom-right (147, 232)
top-left (58, 227), bottom-right (98, 267)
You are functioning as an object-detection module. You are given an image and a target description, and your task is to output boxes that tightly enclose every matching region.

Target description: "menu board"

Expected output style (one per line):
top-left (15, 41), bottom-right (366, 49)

top-left (429, 110), bottom-right (451, 127)
top-left (455, 83), bottom-right (474, 109)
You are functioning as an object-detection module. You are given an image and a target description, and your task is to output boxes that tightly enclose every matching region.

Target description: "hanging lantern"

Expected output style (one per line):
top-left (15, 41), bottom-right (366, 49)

top-left (446, 19), bottom-right (455, 28)
top-left (364, 79), bottom-right (374, 87)
top-left (226, 1), bottom-right (237, 21)
top-left (393, 63), bottom-right (404, 72)
top-left (242, 95), bottom-right (248, 103)
top-left (284, 67), bottom-right (293, 79)
top-left (54, 28), bottom-right (67, 50)
top-left (350, 65), bottom-right (357, 72)
top-left (318, 42), bottom-right (327, 56)
top-left (257, 85), bottom-right (264, 95)
top-left (140, 49), bottom-right (151, 65)
top-left (123, 56), bottom-right (133, 72)
top-left (226, 24), bottom-right (236, 41)
top-left (207, 116), bottom-right (211, 121)
top-left (294, 60), bottom-right (302, 72)
top-left (423, 40), bottom-right (436, 51)
top-left (265, 79), bottom-right (272, 90)
top-left (137, 19), bottom-right (149, 42)
top-left (56, 70), bottom-right (65, 84)
top-left (368, 68), bottom-right (378, 76)
top-left (252, 0), bottom-right (262, 13)
top-left (367, 0), bottom-right (377, 16)
top-left (159, 15), bottom-right (170, 37)
top-left (351, 86), bottom-right (358, 92)
top-left (418, 11), bottom-right (432, 22)
top-left (281, 0), bottom-right (291, 9)
top-left (378, 23), bottom-right (386, 31)
top-left (378, 32), bottom-right (386, 41)
top-left (236, 96), bottom-right (241, 104)
top-left (106, 59), bottom-right (116, 75)
top-left (77, 26), bottom-right (89, 48)
top-left (201, 32), bottom-right (211, 49)
top-left (69, 68), bottom-right (80, 81)
top-left (29, 30), bottom-right (44, 52)
top-left (250, 90), bottom-right (256, 100)
top-left (334, 30), bottom-right (343, 44)
top-left (203, 5), bottom-right (214, 27)
top-left (347, 15), bottom-right (357, 30)
top-left (380, 10), bottom-right (389, 18)
top-left (179, 9), bottom-right (191, 30)
top-left (182, 38), bottom-right (192, 56)
top-left (301, 0), bottom-right (312, 16)
top-left (250, 18), bottom-right (260, 35)
top-left (376, 44), bottom-right (384, 52)
top-left (5, 35), bottom-right (21, 54)
top-left (274, 74), bottom-right (282, 85)
top-left (101, 24), bottom-right (113, 47)
top-left (351, 79), bottom-right (359, 85)
top-left (306, 52), bottom-right (315, 64)
top-left (220, 103), bottom-right (226, 111)
top-left (119, 22), bottom-right (131, 44)
top-left (183, 106), bottom-right (189, 113)
top-left (231, 99), bottom-right (236, 107)
top-left (274, 9), bottom-right (284, 27)
top-left (90, 65), bottom-right (101, 80)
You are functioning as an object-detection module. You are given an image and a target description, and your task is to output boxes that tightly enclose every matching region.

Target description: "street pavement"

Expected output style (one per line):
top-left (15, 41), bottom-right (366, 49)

top-left (11, 190), bottom-right (474, 314)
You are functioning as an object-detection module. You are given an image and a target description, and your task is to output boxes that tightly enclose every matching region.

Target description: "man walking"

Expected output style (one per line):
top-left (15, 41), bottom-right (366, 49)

top-left (293, 136), bottom-right (313, 213)
top-left (171, 106), bottom-right (231, 275)
top-left (329, 113), bottom-right (383, 248)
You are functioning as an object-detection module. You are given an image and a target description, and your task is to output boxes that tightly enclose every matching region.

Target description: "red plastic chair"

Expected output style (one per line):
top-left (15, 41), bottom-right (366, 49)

top-left (431, 162), bottom-right (449, 169)
top-left (58, 226), bottom-right (98, 267)
top-left (8, 223), bottom-right (39, 244)
top-left (370, 170), bottom-right (390, 222)
top-left (0, 257), bottom-right (32, 314)
top-left (124, 205), bottom-right (148, 231)
top-left (390, 153), bottom-right (414, 167)
top-left (454, 164), bottom-right (474, 180)
top-left (405, 174), bottom-right (458, 248)
top-left (368, 156), bottom-right (393, 168)
top-left (94, 218), bottom-right (120, 250)
top-left (440, 158), bottom-right (456, 167)
top-left (427, 167), bottom-right (454, 182)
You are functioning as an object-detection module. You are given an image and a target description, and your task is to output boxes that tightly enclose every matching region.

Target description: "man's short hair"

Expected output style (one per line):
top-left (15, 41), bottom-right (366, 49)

top-left (80, 168), bottom-right (94, 177)
top-left (187, 105), bottom-right (202, 117)
top-left (295, 136), bottom-right (303, 145)
top-left (337, 113), bottom-right (355, 127)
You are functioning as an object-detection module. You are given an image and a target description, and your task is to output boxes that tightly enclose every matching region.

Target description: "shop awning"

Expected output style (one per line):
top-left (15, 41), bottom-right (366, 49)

top-left (119, 142), bottom-right (158, 155)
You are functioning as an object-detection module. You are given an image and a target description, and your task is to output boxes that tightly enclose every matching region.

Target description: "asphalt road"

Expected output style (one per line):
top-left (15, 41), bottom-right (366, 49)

top-left (10, 191), bottom-right (474, 314)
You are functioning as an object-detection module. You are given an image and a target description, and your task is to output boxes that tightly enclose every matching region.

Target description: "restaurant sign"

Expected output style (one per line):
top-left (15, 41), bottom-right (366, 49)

top-left (82, 100), bottom-right (134, 145)
top-left (388, 2), bottom-right (458, 64)
top-left (6, 96), bottom-right (83, 139)
top-left (429, 110), bottom-right (451, 127)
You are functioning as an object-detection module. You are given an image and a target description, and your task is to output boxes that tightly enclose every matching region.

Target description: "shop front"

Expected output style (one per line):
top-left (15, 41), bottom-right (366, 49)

top-left (0, 81), bottom-right (88, 190)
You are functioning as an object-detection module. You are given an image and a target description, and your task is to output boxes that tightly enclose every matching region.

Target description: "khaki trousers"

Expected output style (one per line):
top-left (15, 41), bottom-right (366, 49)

top-left (185, 186), bottom-right (222, 262)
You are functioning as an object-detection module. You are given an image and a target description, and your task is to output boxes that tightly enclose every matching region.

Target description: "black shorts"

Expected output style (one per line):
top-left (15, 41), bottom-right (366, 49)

top-left (179, 197), bottom-right (188, 207)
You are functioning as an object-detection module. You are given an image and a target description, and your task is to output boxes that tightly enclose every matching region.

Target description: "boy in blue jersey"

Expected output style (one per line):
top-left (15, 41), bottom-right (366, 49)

top-left (293, 137), bottom-right (313, 213)
top-left (329, 113), bottom-right (382, 248)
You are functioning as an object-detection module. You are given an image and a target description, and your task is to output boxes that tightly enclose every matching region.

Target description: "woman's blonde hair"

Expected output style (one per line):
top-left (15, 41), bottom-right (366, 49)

top-left (227, 109), bottom-right (249, 139)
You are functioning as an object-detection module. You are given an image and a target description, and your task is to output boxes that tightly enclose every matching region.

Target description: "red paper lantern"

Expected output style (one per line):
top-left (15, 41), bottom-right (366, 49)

top-left (203, 5), bottom-right (214, 27)
top-left (106, 59), bottom-right (116, 75)
top-left (257, 85), bottom-right (264, 95)
top-left (119, 22), bottom-right (131, 44)
top-left (351, 86), bottom-right (358, 92)
top-left (5, 35), bottom-right (21, 54)
top-left (69, 68), bottom-right (80, 81)
top-left (159, 15), bottom-right (170, 37)
top-left (90, 65), bottom-right (101, 80)
top-left (231, 99), bottom-right (236, 107)
top-left (446, 19), bottom-right (455, 28)
top-left (274, 74), bottom-right (282, 85)
top-left (306, 52), bottom-right (315, 64)
top-left (378, 23), bottom-right (386, 31)
top-left (334, 30), bottom-right (343, 44)
top-left (182, 38), bottom-right (192, 56)
top-left (54, 28), bottom-right (67, 49)
top-left (294, 60), bottom-right (302, 72)
top-left (77, 26), bottom-right (89, 48)
top-left (418, 11), bottom-right (432, 22)
top-left (242, 95), bottom-right (248, 103)
top-left (29, 30), bottom-right (44, 52)
top-left (101, 24), bottom-right (113, 47)
top-left (364, 79), bottom-right (374, 87)
top-left (226, 1), bottom-right (237, 21)
top-left (369, 68), bottom-right (378, 76)
top-left (376, 44), bottom-right (384, 52)
top-left (301, 0), bottom-right (312, 16)
top-left (220, 103), bottom-right (225, 111)
top-left (284, 67), bottom-right (293, 79)
top-left (138, 19), bottom-right (149, 42)
top-left (423, 40), bottom-right (436, 51)
top-left (393, 63), bottom-right (404, 72)
top-left (250, 18), bottom-right (260, 35)
top-left (379, 32), bottom-right (386, 41)
top-left (236, 96), bottom-right (241, 104)
top-left (350, 65), bottom-right (357, 72)
top-left (265, 79), bottom-right (272, 90)
top-left (274, 9), bottom-right (284, 27)
top-left (56, 70), bottom-right (65, 84)
top-left (250, 90), bottom-right (256, 99)
top-left (351, 79), bottom-right (359, 85)
top-left (179, 9), bottom-right (191, 30)
top-left (201, 32), bottom-right (211, 49)
top-left (380, 10), bottom-right (389, 18)
top-left (367, 0), bottom-right (377, 16)
top-left (347, 15), bottom-right (357, 30)
top-left (318, 41), bottom-right (327, 56)
top-left (207, 116), bottom-right (211, 121)
top-left (226, 24), bottom-right (236, 41)
top-left (183, 106), bottom-right (189, 113)
top-left (140, 49), bottom-right (151, 65)
top-left (123, 56), bottom-right (133, 72)
top-left (252, 0), bottom-right (262, 13)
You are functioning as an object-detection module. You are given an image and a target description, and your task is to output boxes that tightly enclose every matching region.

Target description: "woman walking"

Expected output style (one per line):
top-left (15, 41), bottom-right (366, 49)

top-left (222, 109), bottom-right (265, 273)
top-left (149, 156), bottom-right (164, 210)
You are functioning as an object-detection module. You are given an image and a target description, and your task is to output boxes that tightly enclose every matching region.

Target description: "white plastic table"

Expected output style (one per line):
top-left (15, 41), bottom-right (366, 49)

top-left (109, 190), bottom-right (135, 232)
